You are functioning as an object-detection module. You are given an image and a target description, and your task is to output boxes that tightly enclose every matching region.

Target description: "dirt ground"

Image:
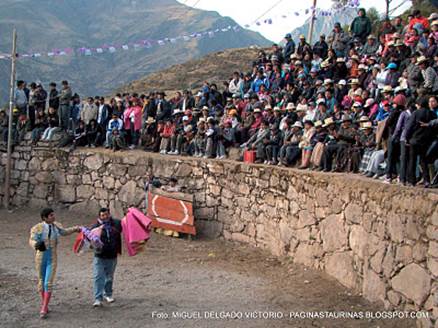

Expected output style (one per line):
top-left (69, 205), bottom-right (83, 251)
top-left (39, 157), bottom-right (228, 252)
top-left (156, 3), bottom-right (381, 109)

top-left (0, 208), bottom-right (415, 328)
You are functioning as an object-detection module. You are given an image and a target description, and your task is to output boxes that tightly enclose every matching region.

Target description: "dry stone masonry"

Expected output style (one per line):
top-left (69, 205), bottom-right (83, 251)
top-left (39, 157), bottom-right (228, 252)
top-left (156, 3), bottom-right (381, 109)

top-left (1, 142), bottom-right (438, 326)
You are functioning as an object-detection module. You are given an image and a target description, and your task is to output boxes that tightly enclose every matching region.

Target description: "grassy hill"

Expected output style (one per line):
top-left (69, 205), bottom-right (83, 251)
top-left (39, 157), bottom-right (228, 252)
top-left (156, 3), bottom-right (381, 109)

top-left (116, 47), bottom-right (261, 96)
top-left (0, 0), bottom-right (270, 104)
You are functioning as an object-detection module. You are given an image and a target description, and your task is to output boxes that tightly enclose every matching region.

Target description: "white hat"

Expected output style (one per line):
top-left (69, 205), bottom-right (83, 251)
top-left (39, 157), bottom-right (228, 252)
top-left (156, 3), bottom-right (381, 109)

top-left (292, 121), bottom-right (303, 128)
top-left (173, 109), bottom-right (182, 115)
top-left (338, 79), bottom-right (347, 86)
top-left (352, 101), bottom-right (362, 108)
top-left (358, 64), bottom-right (368, 70)
top-left (429, 13), bottom-right (438, 20)
top-left (254, 108), bottom-right (261, 113)
top-left (382, 85), bottom-right (393, 93)
top-left (417, 56), bottom-right (428, 65)
top-left (182, 116), bottom-right (189, 121)
top-left (321, 60), bottom-right (330, 68)
top-left (324, 78), bottom-right (333, 85)
top-left (336, 57), bottom-right (345, 63)
top-left (296, 104), bottom-right (308, 112)
top-left (365, 98), bottom-right (375, 107)
top-left (196, 91), bottom-right (203, 97)
top-left (316, 98), bottom-right (326, 105)
top-left (286, 103), bottom-right (295, 110)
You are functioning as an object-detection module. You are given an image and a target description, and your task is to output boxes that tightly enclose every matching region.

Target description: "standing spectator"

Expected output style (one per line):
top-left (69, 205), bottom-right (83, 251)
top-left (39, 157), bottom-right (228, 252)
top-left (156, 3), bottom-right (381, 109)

top-left (15, 80), bottom-right (28, 116)
top-left (48, 82), bottom-right (59, 112)
top-left (393, 16), bottom-right (404, 35)
top-left (409, 9), bottom-right (430, 33)
top-left (297, 35), bottom-right (312, 57)
top-left (59, 80), bottom-right (72, 130)
top-left (283, 33), bottom-right (296, 62)
top-left (313, 34), bottom-right (329, 59)
top-left (350, 8), bottom-right (372, 43)
top-left (81, 97), bottom-right (98, 126)
top-left (32, 83), bottom-right (47, 129)
top-left (329, 23), bottom-right (350, 57)
top-left (405, 96), bottom-right (437, 187)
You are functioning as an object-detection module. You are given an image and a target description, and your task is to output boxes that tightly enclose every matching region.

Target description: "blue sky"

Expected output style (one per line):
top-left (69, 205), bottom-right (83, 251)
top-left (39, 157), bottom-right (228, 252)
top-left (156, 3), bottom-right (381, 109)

top-left (177, 0), bottom-right (413, 41)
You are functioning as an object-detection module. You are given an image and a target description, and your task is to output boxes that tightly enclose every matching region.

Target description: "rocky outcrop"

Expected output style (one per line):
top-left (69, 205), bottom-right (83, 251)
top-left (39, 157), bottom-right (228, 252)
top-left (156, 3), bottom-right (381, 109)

top-left (1, 143), bottom-right (438, 325)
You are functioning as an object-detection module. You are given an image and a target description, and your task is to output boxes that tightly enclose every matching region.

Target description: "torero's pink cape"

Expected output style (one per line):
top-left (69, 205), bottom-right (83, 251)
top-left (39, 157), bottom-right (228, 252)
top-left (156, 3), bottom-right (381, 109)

top-left (122, 208), bottom-right (152, 256)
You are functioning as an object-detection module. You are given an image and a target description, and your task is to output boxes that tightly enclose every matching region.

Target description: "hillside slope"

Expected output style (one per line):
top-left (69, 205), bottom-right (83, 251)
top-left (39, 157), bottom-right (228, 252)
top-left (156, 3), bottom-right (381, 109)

top-left (117, 47), bottom-right (261, 95)
top-left (0, 0), bottom-right (270, 103)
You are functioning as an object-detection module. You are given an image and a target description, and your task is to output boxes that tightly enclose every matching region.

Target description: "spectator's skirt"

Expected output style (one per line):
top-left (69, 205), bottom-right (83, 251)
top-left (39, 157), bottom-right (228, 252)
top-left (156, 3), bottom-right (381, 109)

top-left (310, 142), bottom-right (325, 167)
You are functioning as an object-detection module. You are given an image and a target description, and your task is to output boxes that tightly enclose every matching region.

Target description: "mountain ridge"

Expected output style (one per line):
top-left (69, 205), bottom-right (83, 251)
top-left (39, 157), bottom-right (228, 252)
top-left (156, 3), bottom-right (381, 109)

top-left (0, 0), bottom-right (270, 104)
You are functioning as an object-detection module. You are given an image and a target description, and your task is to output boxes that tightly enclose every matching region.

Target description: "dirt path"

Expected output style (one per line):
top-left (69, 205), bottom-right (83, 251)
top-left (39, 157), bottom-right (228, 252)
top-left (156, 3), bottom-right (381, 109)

top-left (0, 208), bottom-right (414, 328)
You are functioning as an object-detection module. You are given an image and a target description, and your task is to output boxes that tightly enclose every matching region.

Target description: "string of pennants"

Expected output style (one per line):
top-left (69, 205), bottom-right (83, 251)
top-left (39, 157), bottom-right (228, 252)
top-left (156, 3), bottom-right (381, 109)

top-left (0, 0), bottom-right (360, 61)
top-left (245, 0), bottom-right (361, 28)
top-left (0, 25), bottom-right (243, 60)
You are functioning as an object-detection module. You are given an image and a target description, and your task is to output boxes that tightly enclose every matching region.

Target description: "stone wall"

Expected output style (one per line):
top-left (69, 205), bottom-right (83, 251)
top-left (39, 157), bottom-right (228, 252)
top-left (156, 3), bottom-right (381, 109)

top-left (1, 143), bottom-right (438, 326)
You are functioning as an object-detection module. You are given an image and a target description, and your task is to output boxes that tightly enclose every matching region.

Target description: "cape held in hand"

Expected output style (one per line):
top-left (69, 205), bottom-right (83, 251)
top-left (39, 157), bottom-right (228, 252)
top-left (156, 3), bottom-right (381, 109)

top-left (122, 207), bottom-right (152, 256)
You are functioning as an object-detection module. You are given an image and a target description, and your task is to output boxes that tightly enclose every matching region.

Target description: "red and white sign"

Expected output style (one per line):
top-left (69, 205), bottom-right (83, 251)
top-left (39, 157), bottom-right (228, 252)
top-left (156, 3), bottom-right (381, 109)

top-left (147, 190), bottom-right (196, 235)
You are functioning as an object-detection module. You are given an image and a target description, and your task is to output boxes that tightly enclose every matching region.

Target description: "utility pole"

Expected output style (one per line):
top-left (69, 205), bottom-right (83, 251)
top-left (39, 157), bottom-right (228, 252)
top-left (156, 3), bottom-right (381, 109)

top-left (308, 0), bottom-right (318, 44)
top-left (4, 28), bottom-right (17, 210)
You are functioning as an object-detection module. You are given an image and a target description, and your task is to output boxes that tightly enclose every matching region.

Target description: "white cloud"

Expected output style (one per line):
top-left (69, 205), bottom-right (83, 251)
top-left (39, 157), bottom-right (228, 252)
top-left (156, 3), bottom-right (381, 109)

top-left (177, 0), bottom-right (412, 42)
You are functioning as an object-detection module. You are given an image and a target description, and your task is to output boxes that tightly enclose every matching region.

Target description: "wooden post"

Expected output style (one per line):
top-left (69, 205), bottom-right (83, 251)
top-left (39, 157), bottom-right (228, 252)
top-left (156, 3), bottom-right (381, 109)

top-left (308, 0), bottom-right (318, 44)
top-left (4, 28), bottom-right (17, 210)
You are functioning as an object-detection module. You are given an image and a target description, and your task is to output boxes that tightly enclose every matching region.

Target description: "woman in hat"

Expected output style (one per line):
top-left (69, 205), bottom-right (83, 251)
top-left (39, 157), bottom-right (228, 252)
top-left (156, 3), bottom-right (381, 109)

top-left (298, 120), bottom-right (316, 169)
top-left (356, 121), bottom-right (376, 174)
top-left (279, 121), bottom-right (303, 166)
top-left (141, 117), bottom-right (157, 151)
top-left (29, 208), bottom-right (80, 318)
top-left (333, 57), bottom-right (348, 81)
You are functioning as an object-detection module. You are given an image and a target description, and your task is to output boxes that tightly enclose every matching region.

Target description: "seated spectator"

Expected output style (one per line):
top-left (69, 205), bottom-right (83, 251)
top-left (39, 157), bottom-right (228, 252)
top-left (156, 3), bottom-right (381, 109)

top-left (159, 119), bottom-right (176, 154)
top-left (298, 120), bottom-right (315, 169)
top-left (41, 107), bottom-right (60, 141)
top-left (279, 121), bottom-right (303, 167)
top-left (106, 113), bottom-right (123, 148)
top-left (31, 109), bottom-right (47, 145)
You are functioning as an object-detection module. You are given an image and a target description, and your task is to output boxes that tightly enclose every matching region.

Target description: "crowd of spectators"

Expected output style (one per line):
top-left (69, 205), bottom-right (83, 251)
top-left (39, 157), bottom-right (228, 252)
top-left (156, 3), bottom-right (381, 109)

top-left (2, 8), bottom-right (438, 188)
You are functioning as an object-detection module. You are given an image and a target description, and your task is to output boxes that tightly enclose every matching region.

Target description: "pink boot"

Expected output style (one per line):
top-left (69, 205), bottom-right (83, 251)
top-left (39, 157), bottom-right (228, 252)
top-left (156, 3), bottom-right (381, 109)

top-left (40, 292), bottom-right (51, 319)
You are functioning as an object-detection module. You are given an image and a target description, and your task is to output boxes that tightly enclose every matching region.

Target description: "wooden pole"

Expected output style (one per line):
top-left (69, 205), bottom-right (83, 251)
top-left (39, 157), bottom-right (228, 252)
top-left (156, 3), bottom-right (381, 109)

top-left (308, 0), bottom-right (318, 44)
top-left (4, 28), bottom-right (17, 210)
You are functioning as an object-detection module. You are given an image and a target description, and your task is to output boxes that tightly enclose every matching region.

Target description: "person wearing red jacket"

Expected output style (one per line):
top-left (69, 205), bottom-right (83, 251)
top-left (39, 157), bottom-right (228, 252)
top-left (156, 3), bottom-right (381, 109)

top-left (408, 9), bottom-right (430, 32)
top-left (159, 120), bottom-right (175, 154)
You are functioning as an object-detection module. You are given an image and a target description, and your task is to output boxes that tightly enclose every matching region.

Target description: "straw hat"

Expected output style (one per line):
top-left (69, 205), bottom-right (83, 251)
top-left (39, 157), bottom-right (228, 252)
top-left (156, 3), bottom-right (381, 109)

top-left (296, 104), bottom-right (308, 112)
top-left (360, 121), bottom-right (373, 130)
top-left (323, 117), bottom-right (335, 127)
top-left (286, 103), bottom-right (296, 110)
top-left (292, 121), bottom-right (303, 128)
top-left (417, 56), bottom-right (428, 65)
top-left (382, 85), bottom-right (393, 93)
